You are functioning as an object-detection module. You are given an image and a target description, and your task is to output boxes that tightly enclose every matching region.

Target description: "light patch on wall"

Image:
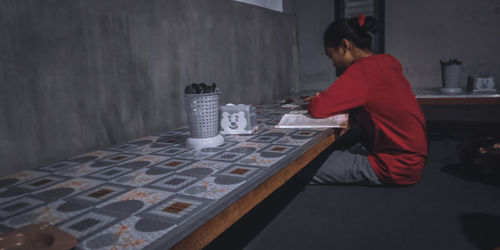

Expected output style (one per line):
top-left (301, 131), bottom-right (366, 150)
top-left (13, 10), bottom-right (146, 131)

top-left (234, 0), bottom-right (283, 12)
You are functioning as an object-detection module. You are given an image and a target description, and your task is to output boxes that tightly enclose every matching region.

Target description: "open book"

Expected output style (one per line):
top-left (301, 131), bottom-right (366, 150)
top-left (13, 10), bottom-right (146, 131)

top-left (275, 110), bottom-right (348, 129)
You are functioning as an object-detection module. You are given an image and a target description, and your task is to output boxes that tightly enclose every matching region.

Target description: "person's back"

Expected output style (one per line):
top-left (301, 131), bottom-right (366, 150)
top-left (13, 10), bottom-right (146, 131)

top-left (345, 54), bottom-right (427, 184)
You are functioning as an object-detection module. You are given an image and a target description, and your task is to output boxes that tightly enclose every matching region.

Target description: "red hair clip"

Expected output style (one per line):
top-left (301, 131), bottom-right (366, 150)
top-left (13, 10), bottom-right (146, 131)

top-left (358, 14), bottom-right (366, 27)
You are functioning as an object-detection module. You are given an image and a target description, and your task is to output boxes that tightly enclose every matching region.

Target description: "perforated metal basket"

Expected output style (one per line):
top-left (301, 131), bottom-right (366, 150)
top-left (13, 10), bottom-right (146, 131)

top-left (184, 93), bottom-right (220, 138)
top-left (441, 64), bottom-right (462, 88)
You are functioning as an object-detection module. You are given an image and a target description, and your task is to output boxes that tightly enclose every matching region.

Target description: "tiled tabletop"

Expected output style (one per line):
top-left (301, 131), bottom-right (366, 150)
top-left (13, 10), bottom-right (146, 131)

top-left (0, 98), bottom-right (337, 249)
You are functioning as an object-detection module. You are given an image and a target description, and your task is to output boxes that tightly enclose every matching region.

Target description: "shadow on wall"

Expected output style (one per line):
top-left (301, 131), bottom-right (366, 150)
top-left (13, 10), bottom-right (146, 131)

top-left (460, 213), bottom-right (500, 250)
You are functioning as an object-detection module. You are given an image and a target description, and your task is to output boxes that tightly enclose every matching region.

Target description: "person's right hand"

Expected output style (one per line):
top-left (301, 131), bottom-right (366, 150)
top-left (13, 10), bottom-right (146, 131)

top-left (301, 92), bottom-right (319, 102)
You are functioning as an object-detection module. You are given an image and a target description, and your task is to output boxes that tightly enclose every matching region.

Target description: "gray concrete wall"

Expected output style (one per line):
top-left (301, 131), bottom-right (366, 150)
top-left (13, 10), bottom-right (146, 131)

top-left (287, 0), bottom-right (500, 90)
top-left (386, 0), bottom-right (500, 122)
top-left (0, 0), bottom-right (299, 176)
top-left (385, 0), bottom-right (500, 88)
top-left (284, 0), bottom-right (336, 91)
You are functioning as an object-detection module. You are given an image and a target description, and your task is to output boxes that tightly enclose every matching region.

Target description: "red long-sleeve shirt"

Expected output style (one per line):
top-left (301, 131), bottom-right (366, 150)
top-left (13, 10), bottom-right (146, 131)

top-left (308, 54), bottom-right (428, 185)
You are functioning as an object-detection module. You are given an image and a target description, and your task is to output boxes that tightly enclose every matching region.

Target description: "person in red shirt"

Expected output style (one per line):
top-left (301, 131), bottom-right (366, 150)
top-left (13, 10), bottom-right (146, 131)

top-left (307, 15), bottom-right (428, 185)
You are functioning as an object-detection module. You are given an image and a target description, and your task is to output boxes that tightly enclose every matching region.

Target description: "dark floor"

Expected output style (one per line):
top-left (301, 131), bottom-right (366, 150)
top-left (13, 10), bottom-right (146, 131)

top-left (205, 122), bottom-right (500, 250)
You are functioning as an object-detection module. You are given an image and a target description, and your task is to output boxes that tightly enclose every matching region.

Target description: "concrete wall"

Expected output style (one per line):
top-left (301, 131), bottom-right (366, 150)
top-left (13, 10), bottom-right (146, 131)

top-left (0, 0), bottom-right (299, 176)
top-left (234, 0), bottom-right (283, 12)
top-left (287, 0), bottom-right (500, 90)
top-left (284, 0), bottom-right (336, 91)
top-left (386, 0), bottom-right (500, 122)
top-left (386, 0), bottom-right (500, 88)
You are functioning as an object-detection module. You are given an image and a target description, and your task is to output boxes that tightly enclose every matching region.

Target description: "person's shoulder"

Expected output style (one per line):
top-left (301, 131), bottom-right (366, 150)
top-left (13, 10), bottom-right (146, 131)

top-left (362, 54), bottom-right (399, 63)
top-left (345, 54), bottom-right (402, 78)
top-left (372, 54), bottom-right (403, 72)
top-left (378, 53), bottom-right (400, 62)
top-left (350, 54), bottom-right (399, 71)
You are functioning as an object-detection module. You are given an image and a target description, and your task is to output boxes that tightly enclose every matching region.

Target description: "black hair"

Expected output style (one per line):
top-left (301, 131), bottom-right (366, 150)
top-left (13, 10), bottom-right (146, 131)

top-left (323, 15), bottom-right (378, 51)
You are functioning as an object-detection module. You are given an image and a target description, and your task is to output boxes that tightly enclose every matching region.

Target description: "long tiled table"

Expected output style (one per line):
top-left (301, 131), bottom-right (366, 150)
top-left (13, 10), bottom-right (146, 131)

top-left (0, 99), bottom-right (346, 249)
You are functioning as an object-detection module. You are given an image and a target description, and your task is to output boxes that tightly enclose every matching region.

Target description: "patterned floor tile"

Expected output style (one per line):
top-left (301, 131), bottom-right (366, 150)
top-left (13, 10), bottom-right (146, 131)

top-left (137, 195), bottom-right (213, 224)
top-left (17, 175), bottom-right (67, 191)
top-left (260, 128), bottom-right (295, 135)
top-left (248, 134), bottom-right (282, 143)
top-left (130, 135), bottom-right (161, 144)
top-left (155, 135), bottom-right (186, 145)
top-left (39, 161), bottom-right (80, 172)
top-left (97, 187), bottom-right (174, 216)
top-left (57, 210), bottom-right (122, 240)
top-left (177, 148), bottom-right (220, 160)
top-left (79, 216), bottom-right (176, 250)
top-left (175, 160), bottom-right (232, 177)
top-left (259, 130), bottom-right (289, 138)
top-left (290, 129), bottom-right (321, 138)
top-left (147, 174), bottom-right (199, 192)
top-left (0, 170), bottom-right (49, 188)
top-left (101, 153), bottom-right (140, 164)
top-left (108, 143), bottom-right (142, 152)
top-left (207, 151), bottom-right (248, 162)
top-left (0, 196), bottom-right (46, 220)
top-left (126, 143), bottom-right (170, 155)
top-left (213, 141), bottom-right (239, 149)
top-left (55, 162), bottom-right (113, 177)
top-left (34, 178), bottom-right (104, 201)
top-left (259, 123), bottom-right (280, 130)
top-left (150, 159), bottom-right (194, 171)
top-left (2, 200), bottom-right (92, 229)
top-left (154, 146), bottom-right (192, 156)
top-left (65, 183), bottom-right (132, 205)
top-left (179, 176), bottom-right (244, 200)
top-left (216, 165), bottom-right (261, 179)
top-left (110, 168), bottom-right (172, 187)
top-left (0, 186), bottom-right (32, 204)
top-left (225, 142), bottom-right (269, 153)
top-left (223, 134), bottom-right (257, 142)
top-left (119, 155), bottom-right (170, 168)
top-left (69, 150), bottom-right (117, 163)
top-left (237, 152), bottom-right (286, 167)
top-left (158, 128), bottom-right (189, 137)
top-left (272, 135), bottom-right (313, 146)
top-left (259, 144), bottom-right (298, 155)
top-left (87, 166), bottom-right (135, 180)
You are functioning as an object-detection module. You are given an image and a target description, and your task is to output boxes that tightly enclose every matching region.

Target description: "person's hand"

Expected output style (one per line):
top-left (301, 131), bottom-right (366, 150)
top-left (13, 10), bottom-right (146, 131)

top-left (301, 92), bottom-right (319, 102)
top-left (302, 96), bottom-right (313, 102)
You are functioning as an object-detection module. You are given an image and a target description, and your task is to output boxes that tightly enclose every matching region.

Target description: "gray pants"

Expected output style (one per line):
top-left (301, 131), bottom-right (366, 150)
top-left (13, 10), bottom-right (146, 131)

top-left (309, 143), bottom-right (382, 185)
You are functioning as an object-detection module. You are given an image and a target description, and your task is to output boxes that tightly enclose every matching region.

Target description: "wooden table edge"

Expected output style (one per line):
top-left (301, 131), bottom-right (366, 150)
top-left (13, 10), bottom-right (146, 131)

top-left (171, 128), bottom-right (346, 250)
